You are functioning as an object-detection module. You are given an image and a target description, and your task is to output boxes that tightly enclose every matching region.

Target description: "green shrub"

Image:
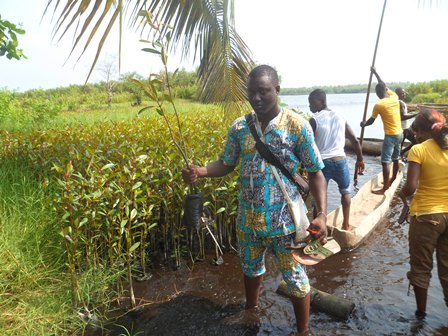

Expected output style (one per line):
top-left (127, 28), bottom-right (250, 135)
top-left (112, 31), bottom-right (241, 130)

top-left (411, 93), bottom-right (441, 104)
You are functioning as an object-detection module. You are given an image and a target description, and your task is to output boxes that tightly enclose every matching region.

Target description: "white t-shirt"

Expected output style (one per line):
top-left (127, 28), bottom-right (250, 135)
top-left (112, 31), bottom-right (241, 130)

top-left (399, 100), bottom-right (412, 129)
top-left (313, 109), bottom-right (346, 160)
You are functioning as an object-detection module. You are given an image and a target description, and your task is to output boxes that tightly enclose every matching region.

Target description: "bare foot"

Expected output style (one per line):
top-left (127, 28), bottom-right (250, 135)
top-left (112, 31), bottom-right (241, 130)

top-left (342, 224), bottom-right (354, 231)
top-left (372, 188), bottom-right (387, 195)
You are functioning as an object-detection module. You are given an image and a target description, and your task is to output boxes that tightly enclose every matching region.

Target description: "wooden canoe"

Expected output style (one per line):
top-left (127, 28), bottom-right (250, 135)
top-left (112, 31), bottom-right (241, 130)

top-left (326, 162), bottom-right (405, 251)
top-left (408, 103), bottom-right (448, 114)
top-left (345, 138), bottom-right (412, 156)
top-left (345, 137), bottom-right (383, 156)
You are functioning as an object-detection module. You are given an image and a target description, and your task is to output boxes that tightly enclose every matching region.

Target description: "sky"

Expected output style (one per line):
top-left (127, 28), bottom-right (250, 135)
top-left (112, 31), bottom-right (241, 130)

top-left (1, 0), bottom-right (448, 91)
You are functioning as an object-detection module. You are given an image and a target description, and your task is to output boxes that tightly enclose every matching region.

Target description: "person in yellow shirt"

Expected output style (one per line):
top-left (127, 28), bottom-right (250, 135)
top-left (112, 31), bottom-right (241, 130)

top-left (360, 67), bottom-right (403, 195)
top-left (398, 108), bottom-right (448, 318)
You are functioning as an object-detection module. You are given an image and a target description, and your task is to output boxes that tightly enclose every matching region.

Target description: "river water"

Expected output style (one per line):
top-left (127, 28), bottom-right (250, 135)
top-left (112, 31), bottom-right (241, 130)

top-left (99, 94), bottom-right (447, 336)
top-left (280, 93), bottom-right (385, 140)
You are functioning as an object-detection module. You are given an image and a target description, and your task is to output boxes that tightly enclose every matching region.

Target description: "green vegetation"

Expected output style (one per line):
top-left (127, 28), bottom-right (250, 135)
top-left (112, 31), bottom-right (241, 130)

top-left (0, 94), bottom-right (242, 334)
top-left (406, 80), bottom-right (448, 104)
top-left (0, 15), bottom-right (26, 60)
top-left (44, 1), bottom-right (253, 111)
top-left (0, 76), bottom-right (447, 334)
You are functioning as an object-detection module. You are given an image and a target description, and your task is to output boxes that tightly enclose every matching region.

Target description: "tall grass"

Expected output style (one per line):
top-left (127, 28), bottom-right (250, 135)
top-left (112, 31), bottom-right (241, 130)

top-left (0, 159), bottom-right (74, 335)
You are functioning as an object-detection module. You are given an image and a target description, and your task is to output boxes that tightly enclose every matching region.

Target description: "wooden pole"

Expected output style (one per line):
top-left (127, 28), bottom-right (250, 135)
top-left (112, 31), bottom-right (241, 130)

top-left (354, 0), bottom-right (388, 187)
top-left (277, 281), bottom-right (355, 320)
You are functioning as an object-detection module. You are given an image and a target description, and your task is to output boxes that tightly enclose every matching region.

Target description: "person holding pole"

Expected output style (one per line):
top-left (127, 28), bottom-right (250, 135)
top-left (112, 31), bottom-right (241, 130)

top-left (360, 67), bottom-right (403, 195)
top-left (182, 65), bottom-right (327, 335)
top-left (308, 89), bottom-right (364, 231)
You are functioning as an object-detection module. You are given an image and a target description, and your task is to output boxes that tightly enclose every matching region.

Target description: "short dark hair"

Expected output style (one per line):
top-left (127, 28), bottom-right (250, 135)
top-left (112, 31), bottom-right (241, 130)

top-left (395, 87), bottom-right (404, 94)
top-left (309, 89), bottom-right (326, 104)
top-left (375, 83), bottom-right (387, 98)
top-left (248, 64), bottom-right (279, 86)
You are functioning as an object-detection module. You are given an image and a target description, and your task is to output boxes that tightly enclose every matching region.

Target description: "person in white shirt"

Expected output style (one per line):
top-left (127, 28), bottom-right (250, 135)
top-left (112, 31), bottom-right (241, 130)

top-left (395, 87), bottom-right (417, 160)
top-left (308, 89), bottom-right (364, 231)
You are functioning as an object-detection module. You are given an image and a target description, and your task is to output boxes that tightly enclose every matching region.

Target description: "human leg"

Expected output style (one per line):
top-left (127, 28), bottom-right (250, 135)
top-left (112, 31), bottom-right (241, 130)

top-left (407, 215), bottom-right (442, 314)
top-left (274, 234), bottom-right (311, 333)
top-left (435, 213), bottom-right (448, 307)
top-left (373, 135), bottom-right (395, 195)
top-left (390, 159), bottom-right (399, 186)
top-left (291, 294), bottom-right (311, 333)
top-left (244, 274), bottom-right (263, 309)
top-left (332, 159), bottom-right (352, 230)
top-left (389, 134), bottom-right (403, 186)
top-left (372, 162), bottom-right (390, 195)
top-left (341, 193), bottom-right (352, 230)
top-left (237, 230), bottom-right (267, 309)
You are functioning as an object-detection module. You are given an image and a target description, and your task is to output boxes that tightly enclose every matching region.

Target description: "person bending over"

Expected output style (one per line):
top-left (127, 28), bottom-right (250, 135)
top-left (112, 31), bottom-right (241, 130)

top-left (308, 89), bottom-right (364, 231)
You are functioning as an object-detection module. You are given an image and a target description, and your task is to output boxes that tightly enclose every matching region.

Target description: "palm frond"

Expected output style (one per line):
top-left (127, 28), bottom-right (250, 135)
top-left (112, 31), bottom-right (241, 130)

top-left (45, 0), bottom-right (254, 112)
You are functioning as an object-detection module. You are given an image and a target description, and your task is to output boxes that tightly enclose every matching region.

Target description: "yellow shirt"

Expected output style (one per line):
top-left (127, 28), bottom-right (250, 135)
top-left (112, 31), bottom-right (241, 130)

top-left (371, 90), bottom-right (402, 135)
top-left (408, 139), bottom-right (448, 215)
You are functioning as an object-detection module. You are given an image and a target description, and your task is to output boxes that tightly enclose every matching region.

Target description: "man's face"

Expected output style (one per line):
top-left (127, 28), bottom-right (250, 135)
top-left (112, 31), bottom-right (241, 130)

top-left (308, 97), bottom-right (323, 113)
top-left (247, 74), bottom-right (279, 118)
top-left (398, 89), bottom-right (408, 101)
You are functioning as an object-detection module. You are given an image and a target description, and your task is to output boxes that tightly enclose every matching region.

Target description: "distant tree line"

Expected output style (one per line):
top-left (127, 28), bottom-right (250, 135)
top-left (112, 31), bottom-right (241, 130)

top-left (281, 82), bottom-right (413, 95)
top-left (2, 74), bottom-right (447, 122)
top-left (281, 80), bottom-right (448, 104)
top-left (8, 68), bottom-right (199, 111)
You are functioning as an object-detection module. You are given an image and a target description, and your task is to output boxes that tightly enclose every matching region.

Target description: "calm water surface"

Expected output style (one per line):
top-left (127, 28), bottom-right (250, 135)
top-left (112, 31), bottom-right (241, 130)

top-left (280, 93), bottom-right (385, 140)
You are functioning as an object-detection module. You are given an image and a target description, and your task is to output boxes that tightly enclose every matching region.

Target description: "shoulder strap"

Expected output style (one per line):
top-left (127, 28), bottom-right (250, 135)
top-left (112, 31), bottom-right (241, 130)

top-left (245, 114), bottom-right (309, 197)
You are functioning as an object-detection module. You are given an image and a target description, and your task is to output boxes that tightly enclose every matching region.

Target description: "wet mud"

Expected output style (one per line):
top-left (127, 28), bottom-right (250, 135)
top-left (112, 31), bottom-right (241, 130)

top-left (90, 155), bottom-right (448, 336)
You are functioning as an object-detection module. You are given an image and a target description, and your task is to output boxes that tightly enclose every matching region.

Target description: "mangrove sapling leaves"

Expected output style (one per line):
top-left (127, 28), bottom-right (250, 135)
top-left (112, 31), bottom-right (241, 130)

top-left (141, 47), bottom-right (161, 55)
top-left (130, 208), bottom-right (138, 221)
top-left (121, 219), bottom-right (128, 229)
top-left (129, 242), bottom-right (140, 253)
top-left (215, 207), bottom-right (226, 214)
top-left (161, 47), bottom-right (168, 66)
top-left (139, 38), bottom-right (152, 44)
top-left (132, 182), bottom-right (142, 190)
top-left (101, 163), bottom-right (116, 170)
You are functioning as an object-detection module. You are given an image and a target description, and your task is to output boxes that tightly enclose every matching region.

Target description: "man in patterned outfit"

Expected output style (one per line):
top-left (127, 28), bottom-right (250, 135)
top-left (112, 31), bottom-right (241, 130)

top-left (182, 65), bottom-right (327, 336)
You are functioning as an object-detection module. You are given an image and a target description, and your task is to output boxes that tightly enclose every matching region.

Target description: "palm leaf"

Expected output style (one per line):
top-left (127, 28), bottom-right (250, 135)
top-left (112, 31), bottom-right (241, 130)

top-left (44, 0), bottom-right (254, 113)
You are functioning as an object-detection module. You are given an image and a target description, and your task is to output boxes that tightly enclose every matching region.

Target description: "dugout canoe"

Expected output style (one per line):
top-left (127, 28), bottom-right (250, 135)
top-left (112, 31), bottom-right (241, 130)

top-left (345, 137), bottom-right (383, 156)
top-left (408, 103), bottom-right (448, 114)
top-left (326, 161), bottom-right (405, 251)
top-left (345, 138), bottom-right (412, 156)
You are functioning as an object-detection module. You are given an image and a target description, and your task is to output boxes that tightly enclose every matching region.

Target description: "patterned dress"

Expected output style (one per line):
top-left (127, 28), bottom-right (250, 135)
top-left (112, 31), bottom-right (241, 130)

top-left (220, 109), bottom-right (324, 238)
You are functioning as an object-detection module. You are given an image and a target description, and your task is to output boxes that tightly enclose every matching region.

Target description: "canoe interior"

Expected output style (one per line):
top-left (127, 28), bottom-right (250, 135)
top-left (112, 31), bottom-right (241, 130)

top-left (327, 162), bottom-right (405, 251)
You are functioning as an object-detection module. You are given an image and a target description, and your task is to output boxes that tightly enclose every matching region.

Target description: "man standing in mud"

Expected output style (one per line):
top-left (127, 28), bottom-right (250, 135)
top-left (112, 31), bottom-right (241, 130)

top-left (182, 64), bottom-right (327, 336)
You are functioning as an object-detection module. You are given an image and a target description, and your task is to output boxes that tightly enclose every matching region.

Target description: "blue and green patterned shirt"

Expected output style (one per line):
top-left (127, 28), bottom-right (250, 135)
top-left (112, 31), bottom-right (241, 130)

top-left (220, 109), bottom-right (324, 237)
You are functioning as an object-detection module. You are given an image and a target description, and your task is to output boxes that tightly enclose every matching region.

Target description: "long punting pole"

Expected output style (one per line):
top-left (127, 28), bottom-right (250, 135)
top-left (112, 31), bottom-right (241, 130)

top-left (354, 0), bottom-right (388, 187)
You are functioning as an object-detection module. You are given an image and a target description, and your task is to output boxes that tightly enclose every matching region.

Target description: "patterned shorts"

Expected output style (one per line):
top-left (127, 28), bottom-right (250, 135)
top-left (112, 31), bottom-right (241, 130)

top-left (237, 230), bottom-right (310, 298)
